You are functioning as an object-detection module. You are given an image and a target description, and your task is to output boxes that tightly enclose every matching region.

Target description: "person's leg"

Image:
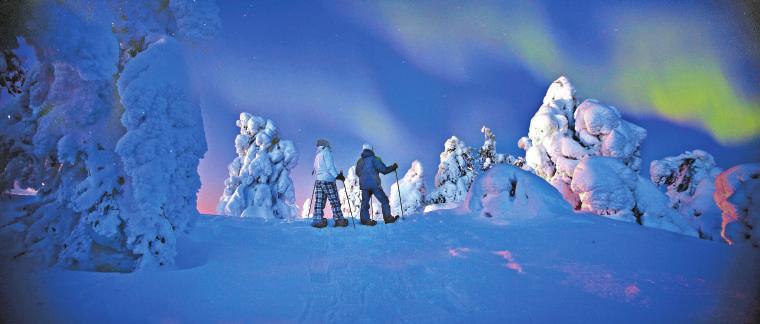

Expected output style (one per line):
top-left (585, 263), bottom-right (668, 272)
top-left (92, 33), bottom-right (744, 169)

top-left (374, 188), bottom-right (393, 219)
top-left (325, 181), bottom-right (344, 219)
top-left (360, 189), bottom-right (371, 222)
top-left (313, 181), bottom-right (327, 222)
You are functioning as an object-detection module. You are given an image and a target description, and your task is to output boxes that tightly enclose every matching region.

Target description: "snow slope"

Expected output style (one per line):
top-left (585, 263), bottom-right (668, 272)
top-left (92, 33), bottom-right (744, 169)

top-left (1, 207), bottom-right (757, 323)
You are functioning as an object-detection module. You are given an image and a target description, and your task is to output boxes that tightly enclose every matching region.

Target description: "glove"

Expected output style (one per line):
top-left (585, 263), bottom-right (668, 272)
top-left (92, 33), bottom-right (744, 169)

top-left (390, 163), bottom-right (398, 171)
top-left (336, 171), bottom-right (346, 182)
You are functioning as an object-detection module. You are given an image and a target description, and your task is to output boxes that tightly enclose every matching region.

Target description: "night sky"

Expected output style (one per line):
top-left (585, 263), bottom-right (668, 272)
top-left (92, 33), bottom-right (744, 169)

top-left (186, 0), bottom-right (760, 214)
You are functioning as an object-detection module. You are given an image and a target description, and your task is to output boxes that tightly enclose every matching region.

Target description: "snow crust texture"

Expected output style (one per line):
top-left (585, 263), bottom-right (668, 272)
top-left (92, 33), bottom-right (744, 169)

top-left (217, 113), bottom-right (299, 220)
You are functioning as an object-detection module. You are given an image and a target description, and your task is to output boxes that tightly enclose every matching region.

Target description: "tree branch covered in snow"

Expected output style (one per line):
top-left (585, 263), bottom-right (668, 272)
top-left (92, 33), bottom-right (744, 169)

top-left (427, 136), bottom-right (477, 205)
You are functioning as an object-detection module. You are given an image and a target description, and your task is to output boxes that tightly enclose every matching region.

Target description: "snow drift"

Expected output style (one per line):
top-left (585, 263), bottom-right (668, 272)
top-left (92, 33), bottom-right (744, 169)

top-left (217, 113), bottom-right (299, 220)
top-left (462, 165), bottom-right (571, 222)
top-left (571, 157), bottom-right (697, 236)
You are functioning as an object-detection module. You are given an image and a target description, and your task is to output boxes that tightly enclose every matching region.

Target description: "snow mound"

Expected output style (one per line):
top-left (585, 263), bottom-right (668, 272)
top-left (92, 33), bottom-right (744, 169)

top-left (462, 165), bottom-right (571, 222)
top-left (390, 160), bottom-right (427, 215)
top-left (650, 150), bottom-right (722, 239)
top-left (715, 163), bottom-right (760, 247)
top-left (217, 113), bottom-right (299, 220)
top-left (572, 157), bottom-right (697, 236)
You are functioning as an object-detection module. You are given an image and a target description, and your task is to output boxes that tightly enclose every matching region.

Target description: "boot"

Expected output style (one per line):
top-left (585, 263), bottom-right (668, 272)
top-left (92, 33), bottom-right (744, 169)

top-left (360, 219), bottom-right (377, 226)
top-left (311, 218), bottom-right (328, 228)
top-left (384, 215), bottom-right (400, 224)
top-left (334, 218), bottom-right (349, 227)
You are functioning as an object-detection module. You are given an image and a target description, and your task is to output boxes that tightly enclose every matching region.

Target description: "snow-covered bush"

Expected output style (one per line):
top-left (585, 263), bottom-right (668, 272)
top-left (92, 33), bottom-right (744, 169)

top-left (0, 0), bottom-right (219, 271)
top-left (428, 136), bottom-right (477, 205)
top-left (390, 160), bottom-right (427, 215)
top-left (571, 157), bottom-right (697, 236)
top-left (462, 165), bottom-right (571, 223)
top-left (217, 113), bottom-right (299, 220)
top-left (650, 150), bottom-right (722, 239)
top-left (519, 76), bottom-right (646, 209)
top-left (714, 164), bottom-right (760, 247)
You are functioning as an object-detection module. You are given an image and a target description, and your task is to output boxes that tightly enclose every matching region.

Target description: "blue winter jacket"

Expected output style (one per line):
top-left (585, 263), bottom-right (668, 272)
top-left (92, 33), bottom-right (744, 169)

top-left (355, 149), bottom-right (394, 190)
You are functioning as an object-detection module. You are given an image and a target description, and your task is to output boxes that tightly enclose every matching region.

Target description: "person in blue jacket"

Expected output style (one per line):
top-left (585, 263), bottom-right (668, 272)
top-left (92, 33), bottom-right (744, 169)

top-left (355, 144), bottom-right (399, 226)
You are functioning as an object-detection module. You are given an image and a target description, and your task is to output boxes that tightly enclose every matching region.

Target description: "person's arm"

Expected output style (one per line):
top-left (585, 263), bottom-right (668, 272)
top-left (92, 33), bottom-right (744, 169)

top-left (375, 157), bottom-right (397, 175)
top-left (324, 149), bottom-right (339, 179)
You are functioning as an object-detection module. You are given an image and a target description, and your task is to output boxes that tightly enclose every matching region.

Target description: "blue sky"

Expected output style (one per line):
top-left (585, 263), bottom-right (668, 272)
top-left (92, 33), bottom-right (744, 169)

top-left (187, 0), bottom-right (760, 214)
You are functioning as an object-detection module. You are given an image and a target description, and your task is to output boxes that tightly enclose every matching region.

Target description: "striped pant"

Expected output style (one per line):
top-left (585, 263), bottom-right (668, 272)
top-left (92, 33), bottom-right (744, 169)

top-left (313, 180), bottom-right (344, 220)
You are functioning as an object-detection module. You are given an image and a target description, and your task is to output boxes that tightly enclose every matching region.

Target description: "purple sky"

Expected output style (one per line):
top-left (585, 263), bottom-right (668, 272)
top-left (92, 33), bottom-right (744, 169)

top-left (187, 0), bottom-right (760, 214)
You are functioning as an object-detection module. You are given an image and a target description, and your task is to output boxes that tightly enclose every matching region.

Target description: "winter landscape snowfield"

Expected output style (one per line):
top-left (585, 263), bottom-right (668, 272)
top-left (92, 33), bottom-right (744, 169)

top-left (3, 0), bottom-right (760, 323)
top-left (2, 204), bottom-right (759, 323)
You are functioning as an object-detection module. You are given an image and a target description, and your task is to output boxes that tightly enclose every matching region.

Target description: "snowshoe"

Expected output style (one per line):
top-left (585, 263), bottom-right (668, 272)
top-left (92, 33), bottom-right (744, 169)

top-left (311, 218), bottom-right (328, 228)
top-left (384, 215), bottom-right (400, 224)
top-left (334, 218), bottom-right (349, 227)
top-left (360, 219), bottom-right (377, 226)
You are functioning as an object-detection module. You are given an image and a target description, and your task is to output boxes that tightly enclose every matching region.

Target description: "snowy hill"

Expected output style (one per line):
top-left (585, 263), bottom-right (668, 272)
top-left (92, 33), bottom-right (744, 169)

top-left (2, 208), bottom-right (758, 322)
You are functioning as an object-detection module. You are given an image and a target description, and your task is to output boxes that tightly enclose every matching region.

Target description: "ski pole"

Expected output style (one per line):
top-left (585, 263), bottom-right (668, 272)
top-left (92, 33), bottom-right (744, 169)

top-left (394, 169), bottom-right (405, 220)
top-left (340, 180), bottom-right (356, 228)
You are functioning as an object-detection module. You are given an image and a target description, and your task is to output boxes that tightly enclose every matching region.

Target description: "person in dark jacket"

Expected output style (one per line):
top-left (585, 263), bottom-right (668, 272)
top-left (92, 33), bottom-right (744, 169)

top-left (355, 144), bottom-right (398, 226)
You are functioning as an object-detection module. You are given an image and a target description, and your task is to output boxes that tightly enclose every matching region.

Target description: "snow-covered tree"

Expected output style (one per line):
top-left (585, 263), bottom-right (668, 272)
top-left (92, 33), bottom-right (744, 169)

top-left (650, 150), bottom-right (723, 239)
top-left (217, 113), bottom-right (299, 220)
top-left (0, 0), bottom-right (220, 271)
top-left (338, 166), bottom-right (362, 218)
top-left (571, 157), bottom-right (697, 236)
top-left (519, 76), bottom-right (646, 209)
top-left (428, 136), bottom-right (477, 205)
top-left (714, 164), bottom-right (760, 247)
top-left (390, 160), bottom-right (427, 215)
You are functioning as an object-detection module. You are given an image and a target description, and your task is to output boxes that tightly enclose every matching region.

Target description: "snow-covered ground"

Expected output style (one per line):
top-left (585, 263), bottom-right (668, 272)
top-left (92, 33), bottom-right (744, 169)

top-left (2, 208), bottom-right (757, 323)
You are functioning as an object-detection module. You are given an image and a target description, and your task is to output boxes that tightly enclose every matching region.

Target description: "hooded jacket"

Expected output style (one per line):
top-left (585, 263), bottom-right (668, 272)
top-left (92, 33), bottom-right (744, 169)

top-left (314, 146), bottom-right (339, 182)
top-left (355, 149), bottom-right (394, 189)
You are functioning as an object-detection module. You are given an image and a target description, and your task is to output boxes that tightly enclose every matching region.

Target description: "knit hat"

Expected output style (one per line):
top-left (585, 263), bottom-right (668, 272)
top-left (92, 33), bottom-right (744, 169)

top-left (362, 144), bottom-right (373, 151)
top-left (316, 139), bottom-right (330, 148)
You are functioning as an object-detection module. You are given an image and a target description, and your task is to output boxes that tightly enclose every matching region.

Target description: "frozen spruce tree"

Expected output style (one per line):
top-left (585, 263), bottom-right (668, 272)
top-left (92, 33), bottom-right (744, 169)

top-left (714, 164), bottom-right (760, 247)
top-left (390, 160), bottom-right (427, 215)
top-left (428, 136), bottom-right (477, 205)
top-left (519, 76), bottom-right (646, 209)
top-left (0, 0), bottom-right (220, 271)
top-left (218, 113), bottom-right (299, 220)
top-left (650, 150), bottom-right (723, 239)
top-left (571, 157), bottom-right (697, 236)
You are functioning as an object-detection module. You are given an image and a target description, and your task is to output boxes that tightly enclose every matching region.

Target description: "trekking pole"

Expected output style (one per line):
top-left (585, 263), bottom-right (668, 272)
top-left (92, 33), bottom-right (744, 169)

top-left (340, 180), bottom-right (356, 228)
top-left (394, 169), bottom-right (405, 220)
top-left (308, 180), bottom-right (317, 221)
